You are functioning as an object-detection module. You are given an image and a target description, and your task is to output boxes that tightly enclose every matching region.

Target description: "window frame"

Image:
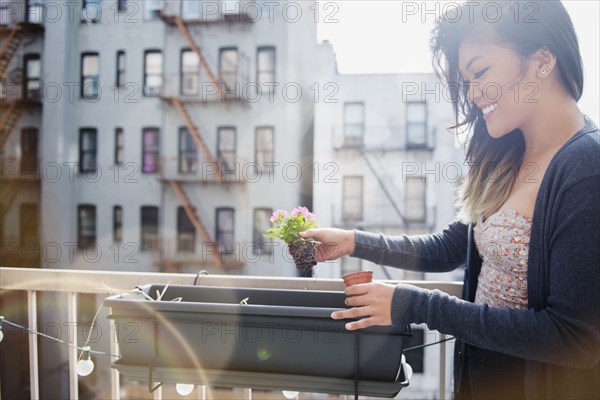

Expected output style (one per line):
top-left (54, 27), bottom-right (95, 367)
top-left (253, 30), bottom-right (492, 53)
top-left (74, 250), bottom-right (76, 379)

top-left (178, 127), bottom-right (197, 174)
top-left (180, 48), bottom-right (200, 96)
top-left (143, 49), bottom-right (163, 97)
top-left (342, 176), bottom-right (363, 221)
top-left (253, 208), bottom-right (273, 256)
top-left (80, 52), bottom-right (100, 99)
top-left (113, 205), bottom-right (123, 243)
top-left (404, 176), bottom-right (427, 222)
top-left (77, 204), bottom-right (97, 249)
top-left (79, 128), bottom-right (98, 174)
top-left (114, 127), bottom-right (124, 165)
top-left (255, 126), bottom-right (274, 174)
top-left (21, 127), bottom-right (38, 173)
top-left (141, 127), bottom-right (160, 174)
top-left (215, 207), bottom-right (235, 259)
top-left (140, 206), bottom-right (159, 252)
top-left (219, 47), bottom-right (238, 92)
top-left (116, 50), bottom-right (125, 88)
top-left (343, 102), bottom-right (365, 146)
top-left (217, 126), bottom-right (237, 173)
top-left (23, 53), bottom-right (41, 102)
top-left (177, 206), bottom-right (196, 253)
top-left (256, 46), bottom-right (276, 94)
top-left (405, 101), bottom-right (429, 149)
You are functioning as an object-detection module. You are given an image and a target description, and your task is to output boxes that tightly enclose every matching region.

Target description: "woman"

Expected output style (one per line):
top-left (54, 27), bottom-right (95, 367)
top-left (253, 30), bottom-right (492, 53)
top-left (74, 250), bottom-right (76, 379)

top-left (301, 1), bottom-right (599, 399)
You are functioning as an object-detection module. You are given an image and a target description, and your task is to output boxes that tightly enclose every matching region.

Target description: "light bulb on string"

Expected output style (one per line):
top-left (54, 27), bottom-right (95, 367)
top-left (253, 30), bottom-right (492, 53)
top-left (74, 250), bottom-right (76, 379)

top-left (175, 383), bottom-right (194, 396)
top-left (76, 346), bottom-right (95, 377)
top-left (0, 316), bottom-right (4, 343)
top-left (282, 390), bottom-right (299, 399)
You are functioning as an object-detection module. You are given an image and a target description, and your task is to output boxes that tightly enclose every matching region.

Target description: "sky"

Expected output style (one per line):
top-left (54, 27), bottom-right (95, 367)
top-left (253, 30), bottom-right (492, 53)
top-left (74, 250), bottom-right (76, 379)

top-left (316, 0), bottom-right (600, 122)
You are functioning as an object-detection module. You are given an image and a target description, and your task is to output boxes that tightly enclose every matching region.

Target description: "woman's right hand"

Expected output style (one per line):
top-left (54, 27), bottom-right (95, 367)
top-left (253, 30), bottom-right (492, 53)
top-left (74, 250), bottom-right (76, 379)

top-left (299, 228), bottom-right (356, 262)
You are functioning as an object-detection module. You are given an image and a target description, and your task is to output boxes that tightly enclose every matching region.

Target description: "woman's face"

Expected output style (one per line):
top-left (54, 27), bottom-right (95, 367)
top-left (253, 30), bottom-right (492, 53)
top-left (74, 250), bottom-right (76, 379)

top-left (458, 39), bottom-right (540, 138)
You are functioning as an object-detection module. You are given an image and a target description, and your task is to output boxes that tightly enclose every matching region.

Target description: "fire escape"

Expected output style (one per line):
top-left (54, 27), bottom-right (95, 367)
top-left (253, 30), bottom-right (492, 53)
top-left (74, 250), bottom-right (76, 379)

top-left (157, 9), bottom-right (253, 270)
top-left (0, 19), bottom-right (44, 252)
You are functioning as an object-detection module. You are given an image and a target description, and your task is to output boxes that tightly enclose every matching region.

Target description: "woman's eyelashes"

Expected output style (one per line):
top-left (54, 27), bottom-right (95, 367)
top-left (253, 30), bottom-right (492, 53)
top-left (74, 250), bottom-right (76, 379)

top-left (463, 67), bottom-right (489, 88)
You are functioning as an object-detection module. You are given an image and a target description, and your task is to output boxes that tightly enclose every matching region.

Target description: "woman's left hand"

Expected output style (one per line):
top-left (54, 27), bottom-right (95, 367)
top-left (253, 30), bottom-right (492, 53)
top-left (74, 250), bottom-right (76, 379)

top-left (331, 282), bottom-right (396, 330)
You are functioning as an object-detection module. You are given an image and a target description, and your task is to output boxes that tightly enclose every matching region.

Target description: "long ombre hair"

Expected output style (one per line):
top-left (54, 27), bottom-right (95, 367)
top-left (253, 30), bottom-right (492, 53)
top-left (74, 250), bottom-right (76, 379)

top-left (430, 1), bottom-right (584, 224)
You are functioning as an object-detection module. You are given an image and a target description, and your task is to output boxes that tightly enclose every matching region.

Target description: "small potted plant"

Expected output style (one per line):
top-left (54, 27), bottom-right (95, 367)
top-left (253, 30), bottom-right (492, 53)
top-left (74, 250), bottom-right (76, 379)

top-left (264, 206), bottom-right (319, 274)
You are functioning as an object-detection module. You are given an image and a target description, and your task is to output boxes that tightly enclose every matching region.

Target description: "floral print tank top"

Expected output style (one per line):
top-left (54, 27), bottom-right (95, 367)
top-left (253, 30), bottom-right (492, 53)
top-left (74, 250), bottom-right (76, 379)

top-left (473, 208), bottom-right (532, 310)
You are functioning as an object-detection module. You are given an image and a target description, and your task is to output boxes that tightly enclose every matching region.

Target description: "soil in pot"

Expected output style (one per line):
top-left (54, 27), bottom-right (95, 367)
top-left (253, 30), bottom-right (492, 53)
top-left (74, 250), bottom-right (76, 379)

top-left (288, 240), bottom-right (319, 274)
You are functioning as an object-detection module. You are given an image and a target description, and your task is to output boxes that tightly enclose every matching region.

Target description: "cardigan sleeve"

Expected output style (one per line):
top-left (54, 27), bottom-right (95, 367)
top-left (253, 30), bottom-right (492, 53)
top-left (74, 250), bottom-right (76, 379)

top-left (350, 220), bottom-right (469, 273)
top-left (390, 174), bottom-right (600, 368)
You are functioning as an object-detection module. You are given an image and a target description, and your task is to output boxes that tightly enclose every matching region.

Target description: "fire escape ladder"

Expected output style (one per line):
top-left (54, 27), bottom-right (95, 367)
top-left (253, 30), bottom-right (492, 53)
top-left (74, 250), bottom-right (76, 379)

top-left (168, 180), bottom-right (243, 268)
top-left (359, 148), bottom-right (407, 227)
top-left (172, 16), bottom-right (223, 99)
top-left (169, 97), bottom-right (225, 181)
top-left (0, 180), bottom-right (19, 219)
top-left (0, 27), bottom-right (25, 81)
top-left (0, 102), bottom-right (23, 149)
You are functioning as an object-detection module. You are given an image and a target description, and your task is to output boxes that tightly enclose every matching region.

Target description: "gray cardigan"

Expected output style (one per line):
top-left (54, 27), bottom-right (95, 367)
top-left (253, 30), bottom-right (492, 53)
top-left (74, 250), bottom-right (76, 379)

top-left (351, 116), bottom-right (600, 399)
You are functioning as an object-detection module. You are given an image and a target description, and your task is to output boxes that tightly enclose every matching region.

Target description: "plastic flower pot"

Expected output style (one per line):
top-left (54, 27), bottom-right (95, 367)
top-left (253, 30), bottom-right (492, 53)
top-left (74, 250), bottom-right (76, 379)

top-left (288, 240), bottom-right (319, 274)
top-left (104, 284), bottom-right (413, 398)
top-left (343, 271), bottom-right (374, 288)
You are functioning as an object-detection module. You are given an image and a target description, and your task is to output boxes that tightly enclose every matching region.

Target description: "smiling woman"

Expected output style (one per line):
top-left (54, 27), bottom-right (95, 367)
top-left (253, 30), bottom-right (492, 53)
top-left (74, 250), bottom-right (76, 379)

top-left (302, 1), bottom-right (599, 400)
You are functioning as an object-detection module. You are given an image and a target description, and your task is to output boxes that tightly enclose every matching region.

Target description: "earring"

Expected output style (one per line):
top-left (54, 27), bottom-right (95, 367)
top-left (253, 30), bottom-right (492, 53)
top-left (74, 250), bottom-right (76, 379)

top-left (542, 65), bottom-right (553, 74)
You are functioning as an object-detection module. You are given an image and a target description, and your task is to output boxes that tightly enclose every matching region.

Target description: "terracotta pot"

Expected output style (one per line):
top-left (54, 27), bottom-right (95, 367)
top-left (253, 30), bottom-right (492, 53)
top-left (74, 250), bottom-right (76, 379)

top-left (342, 270), bottom-right (373, 287)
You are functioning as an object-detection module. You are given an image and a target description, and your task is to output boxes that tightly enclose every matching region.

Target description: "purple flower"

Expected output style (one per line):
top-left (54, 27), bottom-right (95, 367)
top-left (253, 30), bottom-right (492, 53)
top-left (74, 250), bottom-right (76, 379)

top-left (290, 206), bottom-right (310, 218)
top-left (270, 209), bottom-right (288, 223)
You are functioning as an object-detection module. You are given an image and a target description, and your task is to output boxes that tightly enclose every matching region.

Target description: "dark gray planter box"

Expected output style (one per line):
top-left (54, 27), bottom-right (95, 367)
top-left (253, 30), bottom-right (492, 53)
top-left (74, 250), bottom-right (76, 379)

top-left (104, 284), bottom-right (412, 398)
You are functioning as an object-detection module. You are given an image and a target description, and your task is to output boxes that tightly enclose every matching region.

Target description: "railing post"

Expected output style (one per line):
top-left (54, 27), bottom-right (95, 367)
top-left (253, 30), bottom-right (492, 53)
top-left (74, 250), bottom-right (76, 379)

top-left (243, 388), bottom-right (252, 399)
top-left (109, 316), bottom-right (120, 399)
top-left (27, 290), bottom-right (39, 400)
top-left (67, 292), bottom-right (78, 400)
top-left (197, 385), bottom-right (207, 400)
top-left (439, 333), bottom-right (447, 400)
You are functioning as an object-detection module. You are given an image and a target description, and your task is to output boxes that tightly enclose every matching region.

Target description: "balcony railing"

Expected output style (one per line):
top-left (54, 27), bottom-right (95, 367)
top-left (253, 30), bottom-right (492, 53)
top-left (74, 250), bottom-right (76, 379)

top-left (331, 125), bottom-right (437, 152)
top-left (0, 267), bottom-right (461, 399)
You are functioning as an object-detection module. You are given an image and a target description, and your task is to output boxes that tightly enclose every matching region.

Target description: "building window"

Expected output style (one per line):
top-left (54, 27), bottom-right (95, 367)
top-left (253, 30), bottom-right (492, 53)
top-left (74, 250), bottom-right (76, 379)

top-left (144, 50), bottom-right (163, 96)
top-left (23, 54), bottom-right (41, 102)
top-left (114, 128), bottom-right (124, 165)
top-left (79, 128), bottom-right (97, 173)
top-left (177, 207), bottom-right (195, 253)
top-left (219, 47), bottom-right (238, 93)
top-left (181, 49), bottom-right (199, 96)
top-left (116, 50), bottom-right (125, 88)
top-left (405, 177), bottom-right (426, 222)
top-left (406, 102), bottom-right (428, 148)
top-left (27, 1), bottom-right (44, 24)
top-left (257, 47), bottom-right (275, 94)
top-left (144, 0), bottom-right (163, 20)
top-left (21, 128), bottom-right (38, 173)
top-left (255, 127), bottom-right (274, 174)
top-left (81, 53), bottom-right (100, 99)
top-left (78, 205), bottom-right (96, 249)
top-left (217, 127), bottom-right (236, 172)
top-left (342, 176), bottom-right (363, 221)
top-left (178, 127), bottom-right (197, 174)
top-left (343, 102), bottom-right (364, 146)
top-left (181, 0), bottom-right (201, 19)
top-left (142, 128), bottom-right (159, 173)
top-left (81, 0), bottom-right (102, 23)
top-left (140, 206), bottom-right (158, 251)
top-left (113, 205), bottom-right (122, 243)
top-left (20, 203), bottom-right (38, 248)
top-left (253, 208), bottom-right (273, 255)
top-left (117, 0), bottom-right (127, 12)
top-left (216, 208), bottom-right (234, 260)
